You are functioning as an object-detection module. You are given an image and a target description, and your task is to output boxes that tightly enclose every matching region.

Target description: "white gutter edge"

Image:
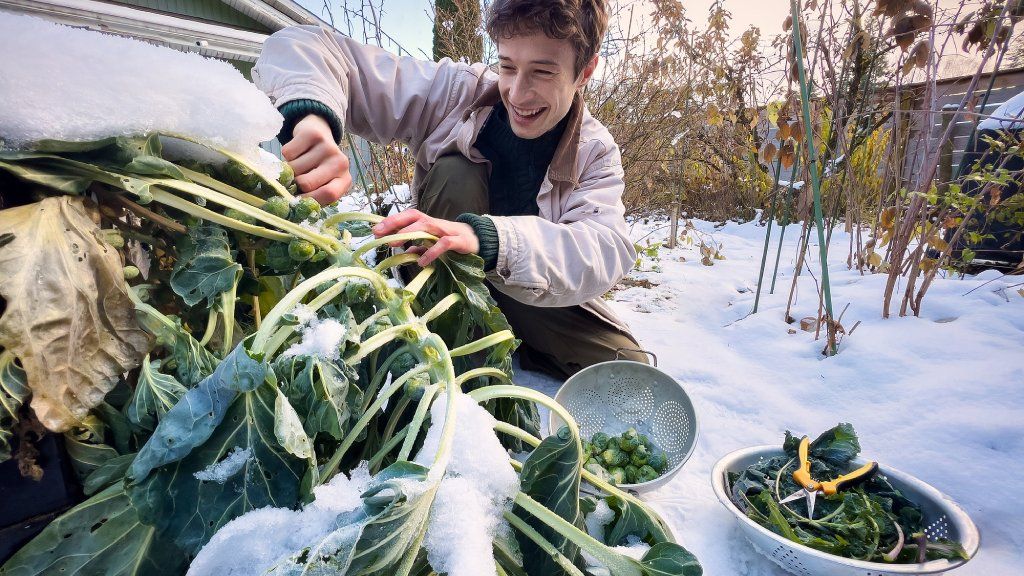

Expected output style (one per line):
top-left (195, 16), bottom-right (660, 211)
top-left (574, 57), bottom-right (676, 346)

top-left (0, 0), bottom-right (268, 61)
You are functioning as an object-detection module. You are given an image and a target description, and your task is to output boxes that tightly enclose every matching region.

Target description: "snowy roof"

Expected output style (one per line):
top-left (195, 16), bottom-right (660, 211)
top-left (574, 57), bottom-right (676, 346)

top-left (0, 0), bottom-right (325, 62)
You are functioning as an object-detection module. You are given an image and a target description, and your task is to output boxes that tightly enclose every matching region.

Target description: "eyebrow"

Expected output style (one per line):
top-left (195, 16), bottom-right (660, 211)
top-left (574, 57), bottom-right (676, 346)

top-left (498, 56), bottom-right (560, 66)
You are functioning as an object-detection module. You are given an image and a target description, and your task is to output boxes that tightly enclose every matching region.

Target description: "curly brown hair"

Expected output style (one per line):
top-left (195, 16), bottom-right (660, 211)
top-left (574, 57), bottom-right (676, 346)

top-left (484, 0), bottom-right (608, 76)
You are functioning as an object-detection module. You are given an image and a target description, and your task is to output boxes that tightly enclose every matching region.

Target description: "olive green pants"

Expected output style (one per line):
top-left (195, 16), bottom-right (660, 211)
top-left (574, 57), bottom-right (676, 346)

top-left (417, 154), bottom-right (647, 380)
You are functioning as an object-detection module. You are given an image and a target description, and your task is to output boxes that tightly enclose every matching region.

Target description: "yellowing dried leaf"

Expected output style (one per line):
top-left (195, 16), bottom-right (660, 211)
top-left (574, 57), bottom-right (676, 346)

top-left (928, 235), bottom-right (949, 252)
top-left (707, 103), bottom-right (723, 127)
top-left (780, 141), bottom-right (796, 170)
top-left (763, 142), bottom-right (778, 164)
top-left (0, 197), bottom-right (151, 432)
top-left (881, 206), bottom-right (897, 230)
top-left (778, 122), bottom-right (792, 141)
top-left (868, 251), bottom-right (883, 267)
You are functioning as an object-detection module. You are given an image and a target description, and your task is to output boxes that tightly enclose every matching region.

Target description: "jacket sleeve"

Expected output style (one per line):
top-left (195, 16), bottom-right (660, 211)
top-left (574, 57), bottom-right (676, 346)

top-left (486, 140), bottom-right (637, 307)
top-left (253, 25), bottom-right (484, 149)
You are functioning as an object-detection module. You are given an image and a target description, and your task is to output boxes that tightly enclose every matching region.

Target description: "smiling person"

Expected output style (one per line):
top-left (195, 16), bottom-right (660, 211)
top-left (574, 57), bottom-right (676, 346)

top-left (253, 0), bottom-right (646, 378)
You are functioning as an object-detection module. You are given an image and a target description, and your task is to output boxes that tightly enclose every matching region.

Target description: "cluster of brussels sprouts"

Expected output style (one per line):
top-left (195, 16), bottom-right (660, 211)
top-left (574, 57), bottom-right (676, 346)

top-left (582, 427), bottom-right (669, 485)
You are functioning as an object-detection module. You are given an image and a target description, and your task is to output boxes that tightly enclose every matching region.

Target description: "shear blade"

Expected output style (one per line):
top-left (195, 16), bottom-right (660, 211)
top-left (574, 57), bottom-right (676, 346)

top-left (779, 489), bottom-right (817, 518)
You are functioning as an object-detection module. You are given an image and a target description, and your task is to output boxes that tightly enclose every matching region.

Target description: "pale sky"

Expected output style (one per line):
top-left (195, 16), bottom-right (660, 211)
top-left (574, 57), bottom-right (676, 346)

top-left (299, 0), bottom-right (991, 68)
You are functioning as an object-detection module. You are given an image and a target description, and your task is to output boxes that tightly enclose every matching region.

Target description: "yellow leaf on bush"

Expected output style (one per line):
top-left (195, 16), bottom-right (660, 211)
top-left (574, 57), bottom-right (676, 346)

top-left (868, 251), bottom-right (883, 267)
top-left (0, 197), bottom-right (151, 432)
top-left (928, 235), bottom-right (949, 252)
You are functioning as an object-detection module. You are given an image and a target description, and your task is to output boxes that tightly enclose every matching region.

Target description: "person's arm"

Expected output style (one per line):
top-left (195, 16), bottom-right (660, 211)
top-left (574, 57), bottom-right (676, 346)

top-left (485, 140), bottom-right (637, 307)
top-left (253, 25), bottom-right (484, 150)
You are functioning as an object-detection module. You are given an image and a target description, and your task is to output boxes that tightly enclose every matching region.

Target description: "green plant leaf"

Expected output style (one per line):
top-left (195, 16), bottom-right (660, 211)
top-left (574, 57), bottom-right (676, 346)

top-left (128, 341), bottom-right (267, 483)
top-left (0, 349), bottom-right (29, 462)
top-left (131, 300), bottom-right (218, 387)
top-left (83, 453), bottom-right (136, 496)
top-left (126, 355), bottom-right (188, 433)
top-left (274, 387), bottom-right (314, 460)
top-left (0, 197), bottom-right (152, 433)
top-left (636, 542), bottom-right (703, 576)
top-left (429, 252), bottom-right (540, 450)
top-left (275, 354), bottom-right (363, 442)
top-left (128, 376), bottom-right (305, 554)
top-left (515, 426), bottom-right (584, 575)
top-left (170, 225), bottom-right (243, 308)
top-left (604, 492), bottom-right (673, 547)
top-left (268, 461), bottom-right (435, 576)
top-left (0, 484), bottom-right (187, 576)
top-left (63, 430), bottom-right (121, 483)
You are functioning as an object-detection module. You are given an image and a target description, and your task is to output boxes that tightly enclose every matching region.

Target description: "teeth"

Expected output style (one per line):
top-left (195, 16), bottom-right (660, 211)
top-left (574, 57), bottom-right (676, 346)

top-left (513, 106), bottom-right (541, 118)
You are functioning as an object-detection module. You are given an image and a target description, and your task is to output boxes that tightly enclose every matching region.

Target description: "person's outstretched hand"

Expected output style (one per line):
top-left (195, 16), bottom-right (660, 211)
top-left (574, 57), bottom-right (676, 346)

top-left (373, 209), bottom-right (479, 267)
top-left (283, 114), bottom-right (351, 205)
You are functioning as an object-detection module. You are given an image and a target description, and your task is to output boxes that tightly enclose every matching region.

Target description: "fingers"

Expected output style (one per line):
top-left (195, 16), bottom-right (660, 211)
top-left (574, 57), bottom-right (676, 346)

top-left (283, 114), bottom-right (333, 160)
top-left (373, 209), bottom-right (428, 237)
top-left (303, 170), bottom-right (352, 205)
top-left (293, 151), bottom-right (349, 194)
top-left (417, 236), bottom-right (453, 267)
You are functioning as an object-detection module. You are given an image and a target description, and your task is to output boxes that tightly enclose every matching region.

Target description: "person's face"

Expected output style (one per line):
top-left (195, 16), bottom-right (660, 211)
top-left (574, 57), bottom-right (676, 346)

top-left (496, 33), bottom-right (598, 139)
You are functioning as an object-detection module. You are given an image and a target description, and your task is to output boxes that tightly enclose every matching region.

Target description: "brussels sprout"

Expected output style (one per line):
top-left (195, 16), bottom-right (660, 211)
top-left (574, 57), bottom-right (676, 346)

top-left (223, 159), bottom-right (261, 192)
top-left (600, 447), bottom-right (621, 467)
top-left (608, 467), bottom-right (626, 485)
top-left (182, 215), bottom-right (204, 228)
top-left (288, 239), bottom-right (316, 262)
top-left (262, 196), bottom-right (291, 219)
top-left (584, 460), bottom-right (610, 481)
top-left (278, 162), bottom-right (295, 186)
top-left (638, 433), bottom-right (653, 449)
top-left (403, 372), bottom-right (430, 400)
top-left (344, 279), bottom-right (373, 303)
top-left (647, 451), bottom-right (668, 473)
top-left (224, 207), bottom-right (256, 226)
top-left (624, 464), bottom-right (640, 484)
top-left (591, 432), bottom-right (610, 451)
top-left (290, 197), bottom-right (321, 222)
top-left (582, 440), bottom-right (594, 457)
top-left (363, 316), bottom-right (394, 339)
top-left (630, 444), bottom-right (650, 467)
top-left (638, 464), bottom-right (658, 483)
top-left (123, 265), bottom-right (140, 280)
top-left (618, 433), bottom-right (641, 453)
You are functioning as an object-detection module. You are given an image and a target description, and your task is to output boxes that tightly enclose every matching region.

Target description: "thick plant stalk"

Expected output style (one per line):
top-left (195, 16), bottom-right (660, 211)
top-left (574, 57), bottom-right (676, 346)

top-left (789, 1), bottom-right (837, 355)
top-left (158, 131), bottom-right (294, 201)
top-left (770, 150), bottom-right (802, 295)
top-left (503, 511), bottom-right (588, 576)
top-left (352, 231), bottom-right (438, 262)
top-left (752, 154), bottom-right (786, 313)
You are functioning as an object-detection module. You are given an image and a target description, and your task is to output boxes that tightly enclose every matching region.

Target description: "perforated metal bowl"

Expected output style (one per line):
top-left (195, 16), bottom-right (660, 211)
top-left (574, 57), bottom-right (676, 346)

top-left (712, 446), bottom-right (980, 576)
top-left (549, 352), bottom-right (698, 492)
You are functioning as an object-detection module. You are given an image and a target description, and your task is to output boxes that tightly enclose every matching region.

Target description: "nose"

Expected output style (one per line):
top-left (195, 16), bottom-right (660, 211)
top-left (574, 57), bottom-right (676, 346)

top-left (508, 71), bottom-right (533, 104)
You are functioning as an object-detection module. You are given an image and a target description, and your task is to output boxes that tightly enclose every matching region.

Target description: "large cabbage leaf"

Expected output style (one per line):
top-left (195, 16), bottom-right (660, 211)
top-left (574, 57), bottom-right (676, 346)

top-left (127, 343), bottom-right (307, 554)
top-left (268, 461), bottom-right (435, 576)
top-left (0, 197), bottom-right (151, 432)
top-left (0, 483), bottom-right (187, 576)
top-left (515, 427), bottom-right (584, 575)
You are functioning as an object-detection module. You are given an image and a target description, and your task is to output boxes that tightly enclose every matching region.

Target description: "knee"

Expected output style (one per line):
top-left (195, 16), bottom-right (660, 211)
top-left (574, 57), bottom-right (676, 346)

top-left (418, 154), bottom-right (489, 219)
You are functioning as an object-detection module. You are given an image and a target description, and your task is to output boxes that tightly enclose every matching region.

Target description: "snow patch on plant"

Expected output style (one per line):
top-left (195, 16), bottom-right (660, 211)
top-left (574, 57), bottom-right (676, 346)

top-left (414, 393), bottom-right (520, 576)
top-left (189, 464), bottom-right (373, 575)
top-left (193, 446), bottom-right (251, 483)
top-left (281, 308), bottom-right (347, 361)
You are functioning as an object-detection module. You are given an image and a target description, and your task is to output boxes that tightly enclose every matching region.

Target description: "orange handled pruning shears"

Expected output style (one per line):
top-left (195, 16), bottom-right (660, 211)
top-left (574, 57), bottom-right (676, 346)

top-left (778, 436), bottom-right (878, 519)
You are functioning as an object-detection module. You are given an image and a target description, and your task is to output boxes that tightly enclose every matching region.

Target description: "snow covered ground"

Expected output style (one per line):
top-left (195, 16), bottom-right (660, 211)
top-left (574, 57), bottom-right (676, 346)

top-left (514, 217), bottom-right (1023, 575)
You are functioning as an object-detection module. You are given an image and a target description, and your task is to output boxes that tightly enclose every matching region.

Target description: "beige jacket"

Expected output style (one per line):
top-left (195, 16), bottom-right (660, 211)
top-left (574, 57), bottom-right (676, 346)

top-left (254, 26), bottom-right (636, 332)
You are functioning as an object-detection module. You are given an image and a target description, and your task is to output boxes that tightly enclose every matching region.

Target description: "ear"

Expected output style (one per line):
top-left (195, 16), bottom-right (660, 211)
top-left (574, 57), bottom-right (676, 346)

top-left (576, 54), bottom-right (599, 88)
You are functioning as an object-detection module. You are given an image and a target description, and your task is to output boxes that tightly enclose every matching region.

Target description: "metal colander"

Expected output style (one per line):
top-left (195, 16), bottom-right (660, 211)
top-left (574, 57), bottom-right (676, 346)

top-left (548, 350), bottom-right (699, 492)
top-left (712, 446), bottom-right (981, 576)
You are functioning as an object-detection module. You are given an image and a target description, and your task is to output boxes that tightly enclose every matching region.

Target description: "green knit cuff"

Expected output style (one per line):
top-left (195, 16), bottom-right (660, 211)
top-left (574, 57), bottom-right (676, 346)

top-left (456, 213), bottom-right (499, 272)
top-left (277, 99), bottom-right (343, 145)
